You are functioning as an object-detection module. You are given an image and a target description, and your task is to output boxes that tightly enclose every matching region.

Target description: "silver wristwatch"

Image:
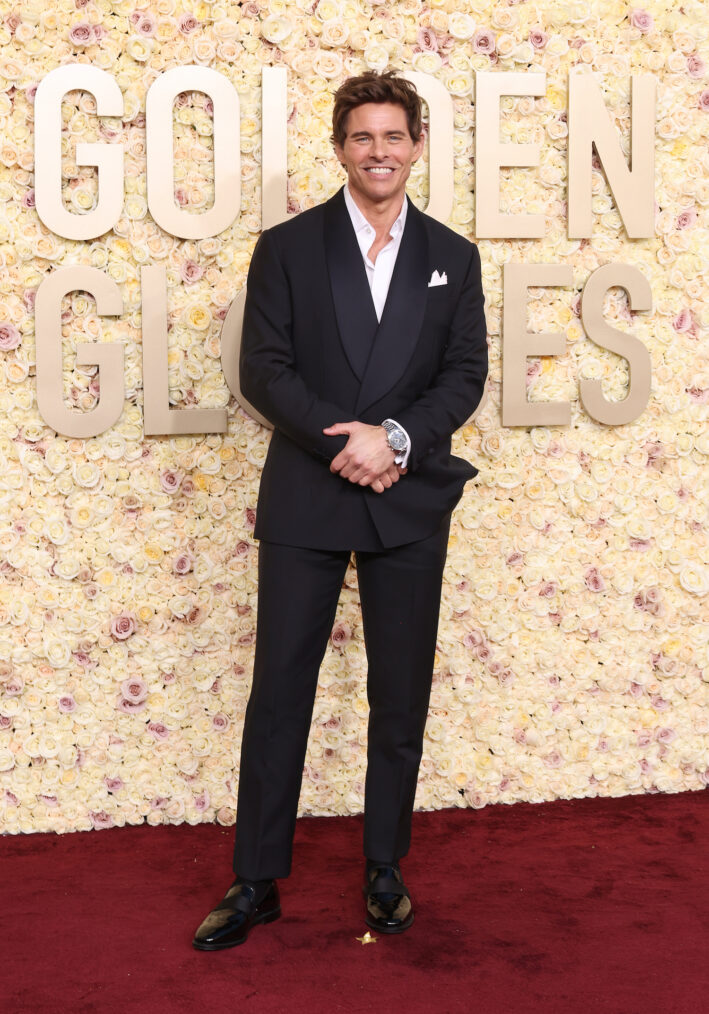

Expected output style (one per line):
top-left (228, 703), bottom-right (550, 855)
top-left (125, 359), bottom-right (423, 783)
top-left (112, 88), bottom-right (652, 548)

top-left (381, 420), bottom-right (408, 454)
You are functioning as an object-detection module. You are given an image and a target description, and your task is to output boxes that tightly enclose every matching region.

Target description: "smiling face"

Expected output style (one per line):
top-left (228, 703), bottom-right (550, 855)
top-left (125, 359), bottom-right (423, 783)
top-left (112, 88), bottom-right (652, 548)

top-left (334, 102), bottom-right (424, 215)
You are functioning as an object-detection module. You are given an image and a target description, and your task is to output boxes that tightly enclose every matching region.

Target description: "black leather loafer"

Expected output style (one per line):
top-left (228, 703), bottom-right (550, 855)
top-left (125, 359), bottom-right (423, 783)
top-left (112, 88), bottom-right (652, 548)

top-left (363, 864), bottom-right (414, 934)
top-left (192, 878), bottom-right (281, 951)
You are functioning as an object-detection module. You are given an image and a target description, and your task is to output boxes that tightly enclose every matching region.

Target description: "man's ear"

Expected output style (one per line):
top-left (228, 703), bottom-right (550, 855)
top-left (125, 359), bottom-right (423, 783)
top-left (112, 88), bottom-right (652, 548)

top-left (412, 132), bottom-right (425, 161)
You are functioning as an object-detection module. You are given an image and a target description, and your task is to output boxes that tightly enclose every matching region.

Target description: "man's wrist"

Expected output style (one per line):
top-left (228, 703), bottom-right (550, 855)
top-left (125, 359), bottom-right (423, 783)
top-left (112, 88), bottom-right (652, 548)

top-left (381, 418), bottom-right (411, 468)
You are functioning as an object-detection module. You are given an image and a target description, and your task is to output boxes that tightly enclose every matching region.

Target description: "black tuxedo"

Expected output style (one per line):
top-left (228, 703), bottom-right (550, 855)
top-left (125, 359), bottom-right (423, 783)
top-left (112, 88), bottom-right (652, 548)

top-left (239, 187), bottom-right (488, 550)
top-left (232, 187), bottom-right (487, 879)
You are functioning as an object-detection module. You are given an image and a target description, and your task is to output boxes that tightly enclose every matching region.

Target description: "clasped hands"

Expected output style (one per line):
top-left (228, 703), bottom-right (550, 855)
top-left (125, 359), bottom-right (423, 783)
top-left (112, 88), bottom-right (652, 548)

top-left (323, 421), bottom-right (406, 494)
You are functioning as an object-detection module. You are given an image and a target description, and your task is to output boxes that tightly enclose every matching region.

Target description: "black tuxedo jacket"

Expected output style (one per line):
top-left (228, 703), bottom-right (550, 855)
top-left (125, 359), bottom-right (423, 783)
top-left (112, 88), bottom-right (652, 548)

top-left (239, 186), bottom-right (488, 550)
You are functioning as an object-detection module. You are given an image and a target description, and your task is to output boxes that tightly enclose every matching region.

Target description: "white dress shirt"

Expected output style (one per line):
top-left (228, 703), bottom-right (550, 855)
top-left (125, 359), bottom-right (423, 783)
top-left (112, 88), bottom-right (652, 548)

top-left (343, 184), bottom-right (412, 468)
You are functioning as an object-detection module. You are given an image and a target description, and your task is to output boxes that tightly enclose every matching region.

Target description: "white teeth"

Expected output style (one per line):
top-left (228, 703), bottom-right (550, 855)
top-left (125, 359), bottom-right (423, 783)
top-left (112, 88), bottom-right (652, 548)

top-left (366, 167), bottom-right (393, 174)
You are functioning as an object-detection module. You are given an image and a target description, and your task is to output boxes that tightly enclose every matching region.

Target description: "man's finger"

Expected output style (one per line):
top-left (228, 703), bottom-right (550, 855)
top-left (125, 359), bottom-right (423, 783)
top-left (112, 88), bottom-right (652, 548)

top-left (323, 422), bottom-right (357, 435)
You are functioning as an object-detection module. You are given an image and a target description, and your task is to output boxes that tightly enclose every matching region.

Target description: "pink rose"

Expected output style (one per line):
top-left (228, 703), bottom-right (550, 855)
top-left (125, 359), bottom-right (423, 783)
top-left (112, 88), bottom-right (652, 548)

top-left (137, 14), bottom-right (156, 36)
top-left (104, 776), bottom-right (124, 792)
top-left (0, 322), bottom-right (21, 351)
top-left (330, 621), bottom-right (351, 648)
top-left (111, 613), bottom-right (136, 640)
top-left (184, 606), bottom-right (203, 625)
top-left (21, 189), bottom-right (35, 209)
top-left (584, 568), bottom-right (605, 592)
top-left (147, 722), bottom-right (169, 740)
top-left (473, 29), bottom-right (496, 55)
top-left (462, 630), bottom-right (483, 650)
top-left (699, 89), bottom-right (709, 111)
top-left (69, 22), bottom-right (94, 45)
top-left (121, 676), bottom-right (148, 703)
top-left (5, 13), bottom-right (20, 33)
top-left (173, 552), bottom-right (193, 575)
top-left (673, 308), bottom-right (693, 332)
top-left (180, 260), bottom-right (204, 284)
top-left (630, 10), bottom-right (653, 33)
top-left (538, 581), bottom-right (558, 597)
top-left (159, 469), bottom-right (184, 493)
top-left (58, 695), bottom-right (76, 713)
top-left (117, 696), bottom-right (146, 714)
top-left (676, 208), bottom-right (697, 229)
top-left (91, 811), bottom-right (114, 829)
top-left (656, 727), bottom-right (675, 744)
top-left (417, 27), bottom-right (439, 52)
top-left (212, 712), bottom-right (230, 731)
top-left (687, 386), bottom-right (709, 403)
top-left (629, 538), bottom-right (650, 550)
top-left (544, 750), bottom-right (563, 768)
top-left (529, 28), bottom-right (548, 49)
top-left (244, 507), bottom-right (257, 530)
top-left (179, 13), bottom-right (199, 34)
top-left (687, 54), bottom-right (706, 79)
top-left (3, 675), bottom-right (24, 696)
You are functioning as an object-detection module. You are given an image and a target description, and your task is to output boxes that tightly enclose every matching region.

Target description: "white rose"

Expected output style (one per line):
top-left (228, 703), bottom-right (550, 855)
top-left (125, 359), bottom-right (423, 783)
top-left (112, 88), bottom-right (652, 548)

top-left (679, 562), bottom-right (709, 596)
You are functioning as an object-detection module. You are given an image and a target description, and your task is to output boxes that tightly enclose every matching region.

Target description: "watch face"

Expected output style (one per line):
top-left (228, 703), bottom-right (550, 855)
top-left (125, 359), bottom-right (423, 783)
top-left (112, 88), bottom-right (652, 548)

top-left (388, 430), bottom-right (407, 452)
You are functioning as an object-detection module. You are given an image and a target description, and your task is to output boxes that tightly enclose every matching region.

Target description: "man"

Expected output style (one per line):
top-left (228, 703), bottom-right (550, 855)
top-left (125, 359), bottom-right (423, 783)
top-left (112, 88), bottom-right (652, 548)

top-left (193, 71), bottom-right (487, 950)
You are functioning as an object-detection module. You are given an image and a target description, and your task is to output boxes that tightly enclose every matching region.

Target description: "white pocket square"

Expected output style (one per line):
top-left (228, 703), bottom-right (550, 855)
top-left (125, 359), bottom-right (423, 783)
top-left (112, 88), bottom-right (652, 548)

top-left (428, 269), bottom-right (447, 287)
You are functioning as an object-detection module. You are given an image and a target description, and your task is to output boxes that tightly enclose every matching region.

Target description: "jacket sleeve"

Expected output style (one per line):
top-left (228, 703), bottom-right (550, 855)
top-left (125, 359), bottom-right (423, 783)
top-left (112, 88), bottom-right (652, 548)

top-left (393, 243), bottom-right (488, 472)
top-left (239, 228), bottom-right (350, 463)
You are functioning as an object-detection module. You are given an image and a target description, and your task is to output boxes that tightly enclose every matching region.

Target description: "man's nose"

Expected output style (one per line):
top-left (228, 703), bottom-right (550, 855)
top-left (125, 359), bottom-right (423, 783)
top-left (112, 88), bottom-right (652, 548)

top-left (371, 136), bottom-right (387, 159)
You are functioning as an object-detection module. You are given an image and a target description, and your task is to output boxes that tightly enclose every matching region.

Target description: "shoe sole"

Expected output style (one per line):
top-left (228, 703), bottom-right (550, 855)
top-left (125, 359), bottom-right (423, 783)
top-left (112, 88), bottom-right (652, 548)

top-left (192, 906), bottom-right (282, 951)
top-left (365, 911), bottom-right (415, 934)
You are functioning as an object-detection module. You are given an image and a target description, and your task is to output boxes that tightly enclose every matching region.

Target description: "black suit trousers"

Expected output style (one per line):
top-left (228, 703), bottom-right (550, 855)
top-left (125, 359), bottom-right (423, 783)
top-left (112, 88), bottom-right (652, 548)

top-left (232, 513), bottom-right (452, 881)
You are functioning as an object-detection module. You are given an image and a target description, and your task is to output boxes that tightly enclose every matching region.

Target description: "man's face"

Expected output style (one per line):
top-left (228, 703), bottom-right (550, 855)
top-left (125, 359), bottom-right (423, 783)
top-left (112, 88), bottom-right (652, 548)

top-left (334, 102), bottom-right (424, 210)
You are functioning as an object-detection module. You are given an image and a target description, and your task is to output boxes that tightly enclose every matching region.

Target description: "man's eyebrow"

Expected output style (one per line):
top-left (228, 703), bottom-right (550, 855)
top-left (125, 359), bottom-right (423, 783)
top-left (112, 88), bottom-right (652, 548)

top-left (349, 129), bottom-right (407, 138)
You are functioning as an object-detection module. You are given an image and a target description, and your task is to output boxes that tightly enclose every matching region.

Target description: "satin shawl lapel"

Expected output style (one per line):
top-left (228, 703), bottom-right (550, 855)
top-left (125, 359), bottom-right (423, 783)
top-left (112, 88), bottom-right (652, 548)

top-left (324, 188), bottom-right (379, 380)
top-left (355, 197), bottom-right (429, 415)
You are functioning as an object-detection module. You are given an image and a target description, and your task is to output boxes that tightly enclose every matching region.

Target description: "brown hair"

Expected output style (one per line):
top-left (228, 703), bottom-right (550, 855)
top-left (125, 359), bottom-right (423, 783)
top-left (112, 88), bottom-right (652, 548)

top-left (331, 71), bottom-right (423, 148)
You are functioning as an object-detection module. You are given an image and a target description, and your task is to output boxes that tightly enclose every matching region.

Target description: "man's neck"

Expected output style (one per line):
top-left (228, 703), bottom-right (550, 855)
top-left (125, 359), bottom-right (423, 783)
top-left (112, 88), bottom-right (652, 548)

top-left (346, 184), bottom-right (406, 242)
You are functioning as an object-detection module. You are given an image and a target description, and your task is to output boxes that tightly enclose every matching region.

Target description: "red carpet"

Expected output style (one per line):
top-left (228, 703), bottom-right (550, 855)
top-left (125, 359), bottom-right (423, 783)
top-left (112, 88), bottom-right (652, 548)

top-left (3, 791), bottom-right (709, 1013)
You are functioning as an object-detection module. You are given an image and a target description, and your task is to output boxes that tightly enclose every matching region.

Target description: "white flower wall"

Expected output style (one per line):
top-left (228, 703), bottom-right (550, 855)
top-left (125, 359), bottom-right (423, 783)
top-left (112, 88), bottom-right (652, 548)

top-left (0, 0), bottom-right (707, 833)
